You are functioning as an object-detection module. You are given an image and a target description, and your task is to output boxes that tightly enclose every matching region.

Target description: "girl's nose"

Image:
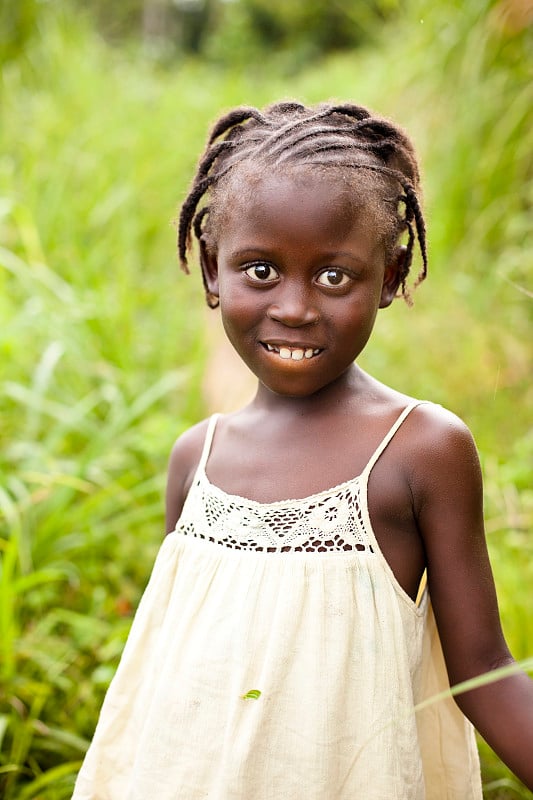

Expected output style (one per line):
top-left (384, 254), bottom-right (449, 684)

top-left (267, 285), bottom-right (320, 327)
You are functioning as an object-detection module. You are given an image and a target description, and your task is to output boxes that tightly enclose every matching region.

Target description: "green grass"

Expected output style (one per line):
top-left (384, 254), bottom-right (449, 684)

top-left (0, 0), bottom-right (531, 796)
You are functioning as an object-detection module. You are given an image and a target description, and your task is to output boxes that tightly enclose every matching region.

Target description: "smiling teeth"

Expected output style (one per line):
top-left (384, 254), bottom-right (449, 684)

top-left (266, 344), bottom-right (319, 361)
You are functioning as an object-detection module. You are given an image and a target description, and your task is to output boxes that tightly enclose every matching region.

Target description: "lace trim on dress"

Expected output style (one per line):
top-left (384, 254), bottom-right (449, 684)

top-left (178, 473), bottom-right (373, 553)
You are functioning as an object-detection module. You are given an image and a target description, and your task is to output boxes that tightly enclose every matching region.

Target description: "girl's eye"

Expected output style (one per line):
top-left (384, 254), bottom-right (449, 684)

top-left (244, 263), bottom-right (278, 282)
top-left (316, 269), bottom-right (351, 287)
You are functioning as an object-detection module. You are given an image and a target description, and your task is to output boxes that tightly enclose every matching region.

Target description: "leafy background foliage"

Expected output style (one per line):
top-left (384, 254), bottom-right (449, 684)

top-left (0, 0), bottom-right (531, 796)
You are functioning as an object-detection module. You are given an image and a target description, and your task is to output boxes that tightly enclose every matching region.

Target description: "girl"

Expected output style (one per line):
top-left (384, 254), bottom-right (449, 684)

top-left (73, 101), bottom-right (533, 799)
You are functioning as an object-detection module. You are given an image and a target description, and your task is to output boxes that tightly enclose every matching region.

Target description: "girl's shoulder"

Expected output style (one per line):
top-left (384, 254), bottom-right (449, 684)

top-left (359, 377), bottom-right (477, 460)
top-left (405, 400), bottom-right (477, 457)
top-left (362, 382), bottom-right (481, 494)
top-left (386, 397), bottom-right (479, 477)
top-left (165, 416), bottom-right (213, 533)
top-left (169, 416), bottom-right (213, 464)
top-left (396, 400), bottom-right (482, 521)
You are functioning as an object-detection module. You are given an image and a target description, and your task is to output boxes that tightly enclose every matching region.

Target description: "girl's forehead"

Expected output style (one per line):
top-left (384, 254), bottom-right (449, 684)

top-left (223, 168), bottom-right (373, 225)
top-left (237, 165), bottom-right (350, 195)
top-left (206, 163), bottom-right (393, 261)
top-left (213, 168), bottom-right (387, 261)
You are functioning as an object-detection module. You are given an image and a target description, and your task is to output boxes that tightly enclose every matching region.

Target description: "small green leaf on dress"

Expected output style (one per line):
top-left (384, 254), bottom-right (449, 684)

top-left (242, 689), bottom-right (262, 700)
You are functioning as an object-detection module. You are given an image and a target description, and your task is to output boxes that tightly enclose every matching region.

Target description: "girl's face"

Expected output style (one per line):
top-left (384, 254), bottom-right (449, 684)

top-left (201, 171), bottom-right (403, 399)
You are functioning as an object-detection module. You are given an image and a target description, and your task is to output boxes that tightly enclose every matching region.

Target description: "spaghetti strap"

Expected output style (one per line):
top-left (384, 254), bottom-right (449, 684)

top-left (197, 414), bottom-right (221, 472)
top-left (362, 400), bottom-right (427, 478)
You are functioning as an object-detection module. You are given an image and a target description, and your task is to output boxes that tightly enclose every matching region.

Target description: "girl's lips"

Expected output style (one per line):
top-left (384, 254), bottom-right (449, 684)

top-left (261, 342), bottom-right (322, 361)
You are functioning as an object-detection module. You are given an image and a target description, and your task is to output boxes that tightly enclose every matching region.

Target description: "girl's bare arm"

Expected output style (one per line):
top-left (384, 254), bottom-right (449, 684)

top-left (412, 405), bottom-right (533, 790)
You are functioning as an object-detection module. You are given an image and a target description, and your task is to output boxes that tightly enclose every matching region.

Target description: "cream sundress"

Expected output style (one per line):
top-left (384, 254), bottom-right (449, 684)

top-left (73, 401), bottom-right (482, 800)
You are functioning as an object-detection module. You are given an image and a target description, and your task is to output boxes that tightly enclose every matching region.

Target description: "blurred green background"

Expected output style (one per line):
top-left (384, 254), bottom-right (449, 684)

top-left (0, 0), bottom-right (532, 797)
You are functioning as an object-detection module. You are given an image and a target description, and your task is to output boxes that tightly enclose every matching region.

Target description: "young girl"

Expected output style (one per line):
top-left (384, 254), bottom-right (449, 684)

top-left (73, 101), bottom-right (533, 799)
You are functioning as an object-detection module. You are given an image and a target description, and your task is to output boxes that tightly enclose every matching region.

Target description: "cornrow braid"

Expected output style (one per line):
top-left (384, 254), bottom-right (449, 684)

top-left (177, 100), bottom-right (427, 303)
top-left (252, 104), bottom-right (371, 157)
top-left (207, 106), bottom-right (268, 146)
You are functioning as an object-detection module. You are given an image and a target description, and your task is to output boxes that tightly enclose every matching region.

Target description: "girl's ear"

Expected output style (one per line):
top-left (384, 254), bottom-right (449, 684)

top-left (199, 236), bottom-right (220, 299)
top-left (379, 245), bottom-right (406, 308)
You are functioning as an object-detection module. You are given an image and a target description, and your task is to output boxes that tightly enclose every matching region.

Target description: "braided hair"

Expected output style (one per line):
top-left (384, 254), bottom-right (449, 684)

top-left (178, 101), bottom-right (427, 306)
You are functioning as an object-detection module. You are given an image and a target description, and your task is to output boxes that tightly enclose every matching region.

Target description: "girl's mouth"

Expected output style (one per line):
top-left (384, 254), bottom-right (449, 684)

top-left (262, 343), bottom-right (322, 361)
